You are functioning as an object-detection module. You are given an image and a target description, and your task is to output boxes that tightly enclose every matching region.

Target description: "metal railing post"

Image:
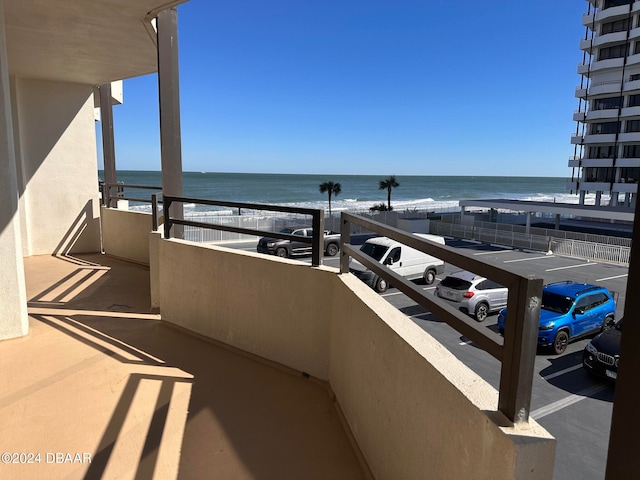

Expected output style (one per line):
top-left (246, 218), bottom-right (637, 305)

top-left (151, 194), bottom-right (159, 231)
top-left (164, 196), bottom-right (173, 239)
top-left (498, 276), bottom-right (543, 424)
top-left (311, 209), bottom-right (325, 266)
top-left (340, 213), bottom-right (350, 274)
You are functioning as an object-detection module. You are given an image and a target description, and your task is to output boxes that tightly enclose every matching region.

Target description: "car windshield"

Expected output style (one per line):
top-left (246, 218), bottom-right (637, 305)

top-left (541, 291), bottom-right (574, 314)
top-left (279, 228), bottom-right (294, 234)
top-left (440, 276), bottom-right (472, 290)
top-left (360, 243), bottom-right (389, 261)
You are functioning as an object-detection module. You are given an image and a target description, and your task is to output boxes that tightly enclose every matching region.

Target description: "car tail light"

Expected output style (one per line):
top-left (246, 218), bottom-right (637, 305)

top-left (463, 291), bottom-right (474, 298)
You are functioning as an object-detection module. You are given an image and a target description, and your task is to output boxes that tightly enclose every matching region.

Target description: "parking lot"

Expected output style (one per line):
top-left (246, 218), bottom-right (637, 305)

top-left (230, 236), bottom-right (628, 480)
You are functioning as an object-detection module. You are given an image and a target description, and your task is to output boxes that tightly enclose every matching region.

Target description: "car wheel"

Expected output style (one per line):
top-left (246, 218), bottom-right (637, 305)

top-left (601, 315), bottom-right (615, 332)
top-left (326, 243), bottom-right (339, 257)
top-left (275, 247), bottom-right (288, 258)
top-left (424, 269), bottom-right (436, 285)
top-left (474, 303), bottom-right (489, 322)
top-left (552, 330), bottom-right (569, 355)
top-left (375, 277), bottom-right (388, 293)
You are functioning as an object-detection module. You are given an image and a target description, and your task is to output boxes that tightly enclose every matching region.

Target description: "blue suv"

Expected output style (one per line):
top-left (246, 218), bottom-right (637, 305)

top-left (497, 282), bottom-right (616, 355)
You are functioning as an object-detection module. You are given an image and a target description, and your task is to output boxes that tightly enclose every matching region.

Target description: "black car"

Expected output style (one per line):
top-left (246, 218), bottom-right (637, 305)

top-left (583, 318), bottom-right (623, 380)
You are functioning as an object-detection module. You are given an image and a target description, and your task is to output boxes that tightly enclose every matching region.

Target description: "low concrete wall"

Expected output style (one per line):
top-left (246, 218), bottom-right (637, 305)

top-left (101, 207), bottom-right (153, 265)
top-left (158, 239), bottom-right (333, 379)
top-left (156, 238), bottom-right (555, 479)
top-left (330, 275), bottom-right (554, 479)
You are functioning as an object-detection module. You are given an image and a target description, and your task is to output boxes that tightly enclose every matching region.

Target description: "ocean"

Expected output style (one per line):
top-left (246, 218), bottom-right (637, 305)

top-left (99, 171), bottom-right (582, 215)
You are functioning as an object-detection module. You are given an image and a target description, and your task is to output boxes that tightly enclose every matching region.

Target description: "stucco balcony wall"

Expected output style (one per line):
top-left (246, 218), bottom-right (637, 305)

top-left (101, 207), bottom-right (154, 265)
top-left (156, 236), bottom-right (555, 480)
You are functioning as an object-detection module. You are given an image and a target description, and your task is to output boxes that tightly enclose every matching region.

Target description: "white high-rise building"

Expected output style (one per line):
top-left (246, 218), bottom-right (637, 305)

top-left (571, 0), bottom-right (640, 208)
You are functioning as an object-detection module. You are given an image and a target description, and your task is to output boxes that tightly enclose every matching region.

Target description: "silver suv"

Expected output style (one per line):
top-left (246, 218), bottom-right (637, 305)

top-left (435, 271), bottom-right (508, 322)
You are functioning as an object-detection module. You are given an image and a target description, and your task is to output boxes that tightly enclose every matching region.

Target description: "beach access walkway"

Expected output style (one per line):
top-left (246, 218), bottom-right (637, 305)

top-left (0, 253), bottom-right (367, 479)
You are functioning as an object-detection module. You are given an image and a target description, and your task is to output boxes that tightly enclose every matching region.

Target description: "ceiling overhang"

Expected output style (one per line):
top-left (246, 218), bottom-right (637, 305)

top-left (3, 0), bottom-right (188, 86)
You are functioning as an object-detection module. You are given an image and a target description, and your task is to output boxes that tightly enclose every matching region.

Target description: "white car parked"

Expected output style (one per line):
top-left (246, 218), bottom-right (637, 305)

top-left (435, 270), bottom-right (508, 322)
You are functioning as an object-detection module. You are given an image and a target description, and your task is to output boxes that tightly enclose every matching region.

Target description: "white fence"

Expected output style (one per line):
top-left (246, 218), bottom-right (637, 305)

top-left (430, 221), bottom-right (631, 265)
top-left (182, 211), bottom-right (632, 266)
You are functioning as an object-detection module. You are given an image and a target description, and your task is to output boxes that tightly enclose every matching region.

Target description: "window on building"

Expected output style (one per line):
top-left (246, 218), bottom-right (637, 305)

top-left (584, 167), bottom-right (614, 182)
top-left (629, 94), bottom-right (640, 107)
top-left (627, 120), bottom-right (640, 132)
top-left (635, 41), bottom-right (640, 55)
top-left (588, 145), bottom-right (617, 158)
top-left (593, 97), bottom-right (623, 110)
top-left (623, 144), bottom-right (640, 157)
top-left (590, 121), bottom-right (620, 134)
top-left (599, 43), bottom-right (630, 60)
top-left (630, 74), bottom-right (640, 81)
top-left (604, 0), bottom-right (634, 9)
top-left (602, 18), bottom-right (631, 34)
top-left (619, 167), bottom-right (639, 183)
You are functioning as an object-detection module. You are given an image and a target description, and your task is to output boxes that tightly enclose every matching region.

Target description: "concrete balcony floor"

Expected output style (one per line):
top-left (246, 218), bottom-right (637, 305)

top-left (1, 253), bottom-right (367, 479)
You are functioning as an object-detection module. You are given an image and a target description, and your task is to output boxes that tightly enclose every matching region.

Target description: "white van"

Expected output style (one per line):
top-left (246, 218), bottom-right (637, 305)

top-left (349, 233), bottom-right (446, 293)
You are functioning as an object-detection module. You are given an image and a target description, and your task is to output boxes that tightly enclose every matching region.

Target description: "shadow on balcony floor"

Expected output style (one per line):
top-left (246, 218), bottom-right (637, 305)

top-left (1, 253), bottom-right (366, 479)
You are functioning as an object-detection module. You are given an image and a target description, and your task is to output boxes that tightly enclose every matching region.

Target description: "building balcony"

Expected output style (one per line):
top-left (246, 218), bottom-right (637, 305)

top-left (626, 52), bottom-right (640, 67)
top-left (589, 57), bottom-right (626, 73)
top-left (580, 30), bottom-right (628, 52)
top-left (582, 12), bottom-right (595, 27)
top-left (585, 80), bottom-right (621, 96)
top-left (7, 254), bottom-right (366, 479)
top-left (581, 158), bottom-right (615, 168)
top-left (574, 180), bottom-right (613, 191)
top-left (573, 110), bottom-right (586, 122)
top-left (616, 157), bottom-right (640, 167)
top-left (1, 210), bottom-right (555, 479)
top-left (622, 79), bottom-right (640, 92)
top-left (596, 4), bottom-right (636, 23)
top-left (617, 131), bottom-right (640, 142)
top-left (571, 133), bottom-right (584, 144)
top-left (578, 62), bottom-right (591, 75)
top-left (583, 133), bottom-right (618, 143)
top-left (612, 181), bottom-right (638, 193)
top-left (568, 156), bottom-right (582, 168)
top-left (585, 108), bottom-right (618, 121)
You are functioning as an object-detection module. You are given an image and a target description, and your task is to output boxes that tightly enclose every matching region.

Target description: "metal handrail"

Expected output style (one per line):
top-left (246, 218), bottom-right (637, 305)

top-left (339, 212), bottom-right (543, 425)
top-left (100, 181), bottom-right (163, 208)
top-left (161, 195), bottom-right (326, 266)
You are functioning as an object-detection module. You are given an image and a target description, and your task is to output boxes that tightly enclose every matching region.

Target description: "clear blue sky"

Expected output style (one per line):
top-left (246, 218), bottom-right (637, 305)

top-left (106, 0), bottom-right (587, 177)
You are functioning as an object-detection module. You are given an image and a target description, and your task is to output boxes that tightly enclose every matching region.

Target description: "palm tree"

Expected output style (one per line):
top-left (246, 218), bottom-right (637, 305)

top-left (319, 181), bottom-right (342, 217)
top-left (378, 175), bottom-right (399, 210)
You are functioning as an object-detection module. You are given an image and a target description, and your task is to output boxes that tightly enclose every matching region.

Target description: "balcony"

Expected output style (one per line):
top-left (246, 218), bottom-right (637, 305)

top-left (583, 133), bottom-right (618, 143)
top-left (580, 30), bottom-right (628, 51)
top-left (573, 110), bottom-right (586, 122)
top-left (596, 4), bottom-right (635, 23)
top-left (0, 208), bottom-right (555, 479)
top-left (6, 253), bottom-right (367, 479)
top-left (617, 131), bottom-right (640, 142)
top-left (571, 133), bottom-right (584, 144)
top-left (585, 108), bottom-right (618, 121)
top-left (589, 57), bottom-right (626, 73)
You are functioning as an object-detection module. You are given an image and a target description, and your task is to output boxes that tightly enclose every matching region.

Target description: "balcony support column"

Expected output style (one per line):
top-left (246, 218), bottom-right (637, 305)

top-left (157, 7), bottom-right (184, 237)
top-left (0, 0), bottom-right (28, 339)
top-left (99, 83), bottom-right (117, 207)
top-left (606, 193), bottom-right (640, 479)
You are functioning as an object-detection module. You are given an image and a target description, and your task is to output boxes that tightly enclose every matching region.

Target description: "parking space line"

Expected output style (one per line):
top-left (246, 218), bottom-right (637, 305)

top-left (503, 255), bottom-right (554, 263)
top-left (381, 291), bottom-right (404, 297)
top-left (545, 262), bottom-right (597, 272)
top-left (540, 364), bottom-right (583, 381)
top-left (473, 250), bottom-right (513, 256)
top-left (596, 274), bottom-right (628, 282)
top-left (530, 384), bottom-right (610, 420)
